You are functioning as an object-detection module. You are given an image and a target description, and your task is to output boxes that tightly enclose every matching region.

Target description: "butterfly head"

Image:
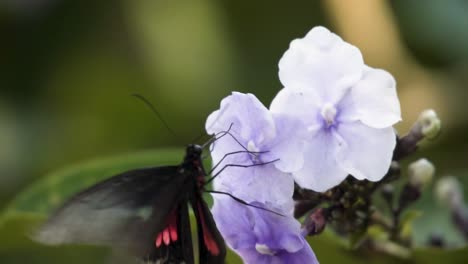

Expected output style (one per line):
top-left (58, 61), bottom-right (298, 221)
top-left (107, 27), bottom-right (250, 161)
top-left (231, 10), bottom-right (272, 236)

top-left (185, 144), bottom-right (203, 162)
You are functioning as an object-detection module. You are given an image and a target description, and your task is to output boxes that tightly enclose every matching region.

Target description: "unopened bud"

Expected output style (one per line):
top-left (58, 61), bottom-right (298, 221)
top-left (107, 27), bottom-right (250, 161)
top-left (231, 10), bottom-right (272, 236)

top-left (408, 159), bottom-right (435, 189)
top-left (435, 176), bottom-right (463, 210)
top-left (301, 208), bottom-right (327, 236)
top-left (398, 184), bottom-right (421, 209)
top-left (417, 109), bottom-right (441, 139)
top-left (393, 110), bottom-right (441, 160)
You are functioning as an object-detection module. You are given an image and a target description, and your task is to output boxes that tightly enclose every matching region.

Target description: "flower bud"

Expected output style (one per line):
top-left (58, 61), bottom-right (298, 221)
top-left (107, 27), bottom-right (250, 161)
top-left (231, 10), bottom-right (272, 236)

top-left (435, 176), bottom-right (463, 210)
top-left (393, 110), bottom-right (441, 160)
top-left (408, 158), bottom-right (435, 189)
top-left (417, 109), bottom-right (441, 139)
top-left (301, 208), bottom-right (327, 236)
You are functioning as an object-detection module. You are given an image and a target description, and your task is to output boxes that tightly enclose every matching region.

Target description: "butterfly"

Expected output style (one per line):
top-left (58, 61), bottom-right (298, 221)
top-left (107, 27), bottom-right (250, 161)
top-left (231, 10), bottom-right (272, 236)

top-left (35, 144), bottom-right (226, 264)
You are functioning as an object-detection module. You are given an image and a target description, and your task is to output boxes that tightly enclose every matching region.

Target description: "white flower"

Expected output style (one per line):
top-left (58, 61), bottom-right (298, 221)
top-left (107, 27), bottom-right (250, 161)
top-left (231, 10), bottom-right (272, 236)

top-left (270, 26), bottom-right (401, 192)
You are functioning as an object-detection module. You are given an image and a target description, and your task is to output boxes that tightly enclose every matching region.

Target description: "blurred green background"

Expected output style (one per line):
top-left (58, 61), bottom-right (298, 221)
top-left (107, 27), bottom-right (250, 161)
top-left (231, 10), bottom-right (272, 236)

top-left (2, 0), bottom-right (468, 263)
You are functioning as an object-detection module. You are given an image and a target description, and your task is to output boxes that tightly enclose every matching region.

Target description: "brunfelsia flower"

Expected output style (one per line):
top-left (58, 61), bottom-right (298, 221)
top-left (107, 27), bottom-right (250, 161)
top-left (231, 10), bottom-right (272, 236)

top-left (270, 26), bottom-right (401, 192)
top-left (212, 196), bottom-right (318, 264)
top-left (206, 92), bottom-right (304, 209)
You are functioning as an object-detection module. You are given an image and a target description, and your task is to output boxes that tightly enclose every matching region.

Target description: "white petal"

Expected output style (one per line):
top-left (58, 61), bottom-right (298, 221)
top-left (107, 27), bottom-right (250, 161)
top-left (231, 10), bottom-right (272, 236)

top-left (269, 87), bottom-right (321, 126)
top-left (268, 114), bottom-right (307, 173)
top-left (292, 129), bottom-right (348, 192)
top-left (339, 67), bottom-right (401, 128)
top-left (278, 26), bottom-right (364, 103)
top-left (336, 121), bottom-right (396, 181)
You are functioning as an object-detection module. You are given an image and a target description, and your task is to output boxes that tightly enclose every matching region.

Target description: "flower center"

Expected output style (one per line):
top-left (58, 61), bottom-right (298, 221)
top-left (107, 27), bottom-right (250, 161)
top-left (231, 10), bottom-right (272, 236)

top-left (247, 140), bottom-right (260, 153)
top-left (247, 140), bottom-right (262, 163)
top-left (320, 103), bottom-right (337, 127)
top-left (255, 243), bottom-right (276, 256)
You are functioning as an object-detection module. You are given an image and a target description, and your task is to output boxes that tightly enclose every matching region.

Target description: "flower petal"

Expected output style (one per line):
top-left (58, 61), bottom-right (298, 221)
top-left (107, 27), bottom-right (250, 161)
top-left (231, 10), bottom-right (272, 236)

top-left (292, 128), bottom-right (348, 192)
top-left (280, 242), bottom-right (319, 264)
top-left (338, 67), bottom-right (401, 128)
top-left (213, 164), bottom-right (295, 211)
top-left (236, 249), bottom-right (274, 264)
top-left (270, 87), bottom-right (321, 127)
top-left (211, 197), bottom-right (255, 250)
top-left (206, 92), bottom-right (276, 141)
top-left (279, 26), bottom-right (364, 103)
top-left (336, 121), bottom-right (396, 181)
top-left (212, 198), bottom-right (317, 264)
top-left (278, 234), bottom-right (304, 253)
top-left (268, 114), bottom-right (306, 172)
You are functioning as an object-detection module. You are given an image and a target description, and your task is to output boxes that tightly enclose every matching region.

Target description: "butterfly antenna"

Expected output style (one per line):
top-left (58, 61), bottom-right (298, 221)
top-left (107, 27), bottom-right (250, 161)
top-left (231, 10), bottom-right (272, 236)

top-left (206, 190), bottom-right (285, 217)
top-left (191, 133), bottom-right (210, 145)
top-left (132, 94), bottom-right (178, 138)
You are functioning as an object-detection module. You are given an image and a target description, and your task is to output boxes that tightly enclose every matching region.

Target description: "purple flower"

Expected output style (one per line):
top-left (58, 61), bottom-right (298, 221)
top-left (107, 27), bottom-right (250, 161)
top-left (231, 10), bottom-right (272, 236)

top-left (212, 196), bottom-right (319, 264)
top-left (270, 26), bottom-right (401, 192)
top-left (206, 92), bottom-right (304, 209)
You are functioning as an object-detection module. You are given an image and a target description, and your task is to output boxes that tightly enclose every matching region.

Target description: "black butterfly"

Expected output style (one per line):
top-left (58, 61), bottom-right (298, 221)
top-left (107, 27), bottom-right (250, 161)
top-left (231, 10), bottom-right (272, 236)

top-left (35, 144), bottom-right (226, 264)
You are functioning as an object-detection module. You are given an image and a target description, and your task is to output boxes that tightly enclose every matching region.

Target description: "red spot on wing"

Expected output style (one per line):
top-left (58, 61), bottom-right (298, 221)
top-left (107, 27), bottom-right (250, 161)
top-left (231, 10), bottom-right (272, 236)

top-left (197, 203), bottom-right (220, 255)
top-left (155, 209), bottom-right (179, 248)
top-left (169, 223), bottom-right (178, 241)
top-left (163, 229), bottom-right (170, 245)
top-left (155, 233), bottom-right (163, 247)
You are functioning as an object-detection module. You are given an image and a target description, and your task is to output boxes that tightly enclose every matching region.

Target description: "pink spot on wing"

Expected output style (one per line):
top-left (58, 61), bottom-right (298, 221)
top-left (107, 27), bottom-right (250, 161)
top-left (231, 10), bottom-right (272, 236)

top-left (163, 229), bottom-right (170, 245)
top-left (169, 223), bottom-right (178, 241)
top-left (155, 232), bottom-right (163, 247)
top-left (155, 209), bottom-right (179, 248)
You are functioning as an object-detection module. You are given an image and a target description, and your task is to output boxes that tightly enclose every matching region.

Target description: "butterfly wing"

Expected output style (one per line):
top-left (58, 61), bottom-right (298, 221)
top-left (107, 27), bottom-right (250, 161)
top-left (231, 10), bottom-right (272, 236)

top-left (191, 193), bottom-right (226, 264)
top-left (144, 200), bottom-right (194, 264)
top-left (35, 166), bottom-right (189, 259)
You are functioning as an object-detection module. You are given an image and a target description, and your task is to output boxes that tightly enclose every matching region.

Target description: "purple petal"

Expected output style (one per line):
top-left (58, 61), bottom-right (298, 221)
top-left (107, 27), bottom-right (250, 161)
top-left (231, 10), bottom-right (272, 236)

top-left (213, 164), bottom-right (295, 211)
top-left (211, 196), bottom-right (255, 250)
top-left (279, 234), bottom-right (304, 253)
top-left (206, 92), bottom-right (275, 141)
top-left (212, 197), bottom-right (318, 264)
top-left (280, 240), bottom-right (319, 264)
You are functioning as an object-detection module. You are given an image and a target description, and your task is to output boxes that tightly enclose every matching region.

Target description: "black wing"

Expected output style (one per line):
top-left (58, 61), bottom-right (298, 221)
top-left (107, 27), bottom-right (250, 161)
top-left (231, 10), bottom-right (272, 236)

top-left (144, 200), bottom-right (194, 264)
top-left (35, 166), bottom-right (189, 260)
top-left (191, 193), bottom-right (226, 264)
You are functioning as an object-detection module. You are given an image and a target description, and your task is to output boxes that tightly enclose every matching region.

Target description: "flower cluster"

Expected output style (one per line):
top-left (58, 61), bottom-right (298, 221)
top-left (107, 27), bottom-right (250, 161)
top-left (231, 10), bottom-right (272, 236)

top-left (206, 26), bottom-right (401, 263)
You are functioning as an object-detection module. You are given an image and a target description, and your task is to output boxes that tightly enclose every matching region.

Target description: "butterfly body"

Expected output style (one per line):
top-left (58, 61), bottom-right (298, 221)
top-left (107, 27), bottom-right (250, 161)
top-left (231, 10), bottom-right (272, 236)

top-left (36, 144), bottom-right (226, 264)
